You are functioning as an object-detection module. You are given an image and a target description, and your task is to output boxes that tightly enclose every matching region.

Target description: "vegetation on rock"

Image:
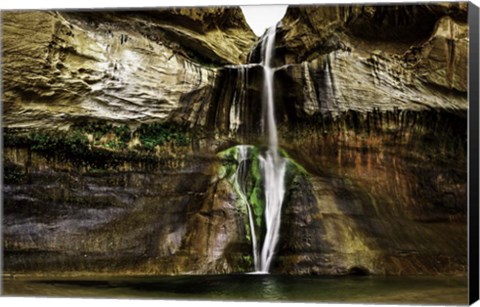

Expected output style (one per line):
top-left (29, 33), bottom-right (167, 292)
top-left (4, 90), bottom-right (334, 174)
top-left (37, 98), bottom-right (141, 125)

top-left (3, 121), bottom-right (193, 169)
top-left (218, 144), bottom-right (311, 267)
top-left (137, 123), bottom-right (190, 150)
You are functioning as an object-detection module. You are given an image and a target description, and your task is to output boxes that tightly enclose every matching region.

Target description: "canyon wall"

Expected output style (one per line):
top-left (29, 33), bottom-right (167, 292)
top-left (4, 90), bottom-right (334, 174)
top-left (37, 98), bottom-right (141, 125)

top-left (2, 3), bottom-right (468, 275)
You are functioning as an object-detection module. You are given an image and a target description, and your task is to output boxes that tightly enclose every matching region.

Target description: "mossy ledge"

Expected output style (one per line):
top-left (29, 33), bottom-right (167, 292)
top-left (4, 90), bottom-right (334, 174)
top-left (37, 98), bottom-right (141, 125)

top-left (3, 121), bottom-right (196, 170)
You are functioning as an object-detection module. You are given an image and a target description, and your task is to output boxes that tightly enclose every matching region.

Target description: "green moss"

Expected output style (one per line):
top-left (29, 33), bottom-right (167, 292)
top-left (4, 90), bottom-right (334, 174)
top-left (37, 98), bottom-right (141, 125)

top-left (114, 124), bottom-right (131, 145)
top-left (217, 145), bottom-right (311, 255)
top-left (3, 128), bottom-right (29, 147)
top-left (77, 121), bottom-right (113, 140)
top-left (217, 146), bottom-right (241, 160)
top-left (242, 255), bottom-right (253, 268)
top-left (218, 146), bottom-right (264, 247)
top-left (3, 126), bottom-right (155, 169)
top-left (136, 122), bottom-right (190, 150)
top-left (217, 165), bottom-right (227, 179)
top-left (280, 148), bottom-right (309, 175)
top-left (3, 118), bottom-right (199, 168)
top-left (249, 185), bottom-right (265, 228)
top-left (71, 121), bottom-right (132, 149)
top-left (29, 130), bottom-right (89, 156)
top-left (246, 153), bottom-right (264, 228)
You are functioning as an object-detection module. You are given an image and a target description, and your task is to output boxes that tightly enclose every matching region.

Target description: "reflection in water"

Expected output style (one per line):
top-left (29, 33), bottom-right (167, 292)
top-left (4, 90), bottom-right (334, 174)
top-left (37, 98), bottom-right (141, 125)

top-left (3, 274), bottom-right (468, 304)
top-left (261, 276), bottom-right (285, 300)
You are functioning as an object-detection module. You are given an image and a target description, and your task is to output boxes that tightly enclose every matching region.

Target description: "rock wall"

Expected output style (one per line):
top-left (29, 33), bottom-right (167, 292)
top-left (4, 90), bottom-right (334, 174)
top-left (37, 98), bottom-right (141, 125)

top-left (1, 9), bottom-right (255, 129)
top-left (267, 3), bottom-right (468, 275)
top-left (2, 4), bottom-right (469, 276)
top-left (274, 110), bottom-right (467, 274)
top-left (3, 146), bottom-right (252, 274)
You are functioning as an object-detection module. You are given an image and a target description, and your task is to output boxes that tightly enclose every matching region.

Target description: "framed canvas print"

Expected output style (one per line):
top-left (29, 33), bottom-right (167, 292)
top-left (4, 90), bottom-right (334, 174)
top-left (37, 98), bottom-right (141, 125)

top-left (1, 0), bottom-right (479, 305)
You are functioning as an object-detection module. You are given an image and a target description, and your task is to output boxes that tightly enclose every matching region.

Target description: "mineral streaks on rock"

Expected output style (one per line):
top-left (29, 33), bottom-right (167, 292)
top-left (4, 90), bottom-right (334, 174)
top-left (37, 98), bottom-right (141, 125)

top-left (415, 16), bottom-right (468, 92)
top-left (275, 49), bottom-right (466, 122)
top-left (246, 4), bottom-right (468, 128)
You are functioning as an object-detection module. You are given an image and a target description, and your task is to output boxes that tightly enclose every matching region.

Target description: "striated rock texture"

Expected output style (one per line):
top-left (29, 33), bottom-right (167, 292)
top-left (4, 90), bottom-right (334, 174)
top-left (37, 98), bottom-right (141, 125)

top-left (2, 9), bottom-right (255, 129)
top-left (2, 146), bottom-right (253, 274)
top-left (2, 3), bottom-right (468, 276)
top-left (268, 3), bottom-right (467, 275)
top-left (1, 7), bottom-right (256, 274)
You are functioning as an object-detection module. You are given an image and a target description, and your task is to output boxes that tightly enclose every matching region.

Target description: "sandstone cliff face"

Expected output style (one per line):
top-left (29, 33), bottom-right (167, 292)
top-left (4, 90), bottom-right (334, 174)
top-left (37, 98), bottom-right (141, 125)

top-left (254, 4), bottom-right (469, 114)
top-left (2, 4), bottom-right (469, 276)
top-left (2, 9), bottom-right (255, 129)
top-left (268, 3), bottom-right (468, 275)
top-left (2, 147), bottom-right (251, 274)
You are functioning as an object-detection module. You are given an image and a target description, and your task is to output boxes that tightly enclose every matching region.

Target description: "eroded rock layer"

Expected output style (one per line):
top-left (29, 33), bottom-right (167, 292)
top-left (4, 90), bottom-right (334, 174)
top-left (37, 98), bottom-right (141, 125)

top-left (2, 9), bottom-right (255, 129)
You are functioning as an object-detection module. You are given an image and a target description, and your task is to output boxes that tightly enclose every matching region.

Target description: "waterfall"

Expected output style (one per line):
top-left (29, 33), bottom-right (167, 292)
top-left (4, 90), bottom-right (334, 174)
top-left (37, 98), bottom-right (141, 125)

top-left (234, 145), bottom-right (260, 271)
top-left (229, 66), bottom-right (247, 134)
top-left (258, 25), bottom-right (287, 273)
top-left (232, 25), bottom-right (287, 273)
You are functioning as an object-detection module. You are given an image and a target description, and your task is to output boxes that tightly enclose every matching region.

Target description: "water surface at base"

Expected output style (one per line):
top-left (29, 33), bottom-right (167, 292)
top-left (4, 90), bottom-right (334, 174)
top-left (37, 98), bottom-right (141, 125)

top-left (3, 274), bottom-right (467, 304)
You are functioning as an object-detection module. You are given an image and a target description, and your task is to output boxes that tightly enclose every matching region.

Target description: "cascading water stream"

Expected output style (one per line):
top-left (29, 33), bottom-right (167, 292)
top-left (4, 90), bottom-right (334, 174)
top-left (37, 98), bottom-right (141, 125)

top-left (257, 25), bottom-right (287, 273)
top-left (233, 25), bottom-right (287, 274)
top-left (234, 145), bottom-right (260, 271)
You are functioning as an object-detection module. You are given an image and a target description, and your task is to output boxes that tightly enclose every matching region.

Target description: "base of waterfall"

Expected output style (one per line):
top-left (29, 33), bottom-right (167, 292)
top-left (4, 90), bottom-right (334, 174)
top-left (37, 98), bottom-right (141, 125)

top-left (218, 145), bottom-right (308, 273)
top-left (3, 274), bottom-right (468, 304)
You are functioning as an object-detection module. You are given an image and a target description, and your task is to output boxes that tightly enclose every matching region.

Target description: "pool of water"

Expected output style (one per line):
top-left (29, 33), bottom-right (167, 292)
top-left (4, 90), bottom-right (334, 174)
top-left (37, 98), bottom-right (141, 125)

top-left (2, 274), bottom-right (468, 304)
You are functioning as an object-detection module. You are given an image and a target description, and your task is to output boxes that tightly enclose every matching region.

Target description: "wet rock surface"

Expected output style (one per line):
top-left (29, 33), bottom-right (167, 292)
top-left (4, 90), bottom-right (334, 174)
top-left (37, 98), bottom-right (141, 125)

top-left (3, 147), bottom-right (250, 274)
